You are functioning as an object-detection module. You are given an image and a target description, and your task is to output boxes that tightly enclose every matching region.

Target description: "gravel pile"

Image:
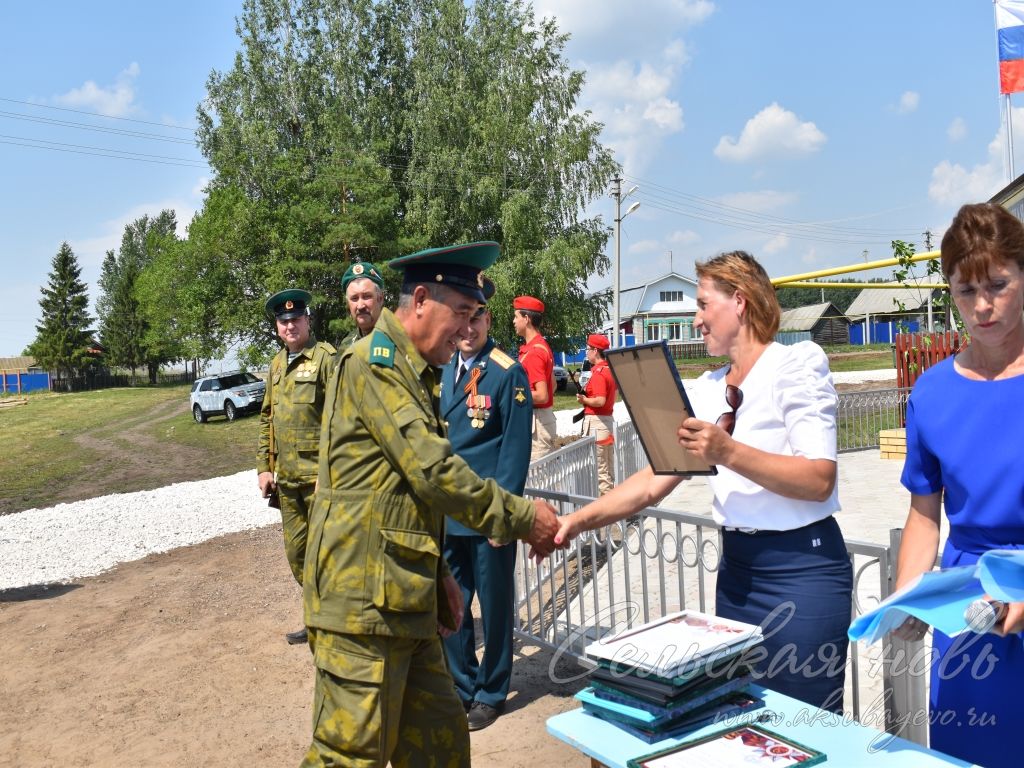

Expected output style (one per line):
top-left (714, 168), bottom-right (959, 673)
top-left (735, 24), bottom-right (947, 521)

top-left (0, 470), bottom-right (277, 591)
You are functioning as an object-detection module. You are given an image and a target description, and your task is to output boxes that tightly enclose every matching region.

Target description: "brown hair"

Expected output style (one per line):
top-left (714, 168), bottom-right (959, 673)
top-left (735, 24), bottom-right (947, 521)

top-left (941, 202), bottom-right (1024, 282)
top-left (695, 250), bottom-right (780, 344)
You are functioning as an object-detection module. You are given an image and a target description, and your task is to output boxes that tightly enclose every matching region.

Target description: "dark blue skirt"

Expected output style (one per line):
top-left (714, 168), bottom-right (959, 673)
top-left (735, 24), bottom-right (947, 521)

top-left (716, 515), bottom-right (852, 713)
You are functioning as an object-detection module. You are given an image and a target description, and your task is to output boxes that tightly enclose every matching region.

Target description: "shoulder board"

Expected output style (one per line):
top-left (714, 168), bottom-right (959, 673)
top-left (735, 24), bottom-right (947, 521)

top-left (368, 330), bottom-right (396, 368)
top-left (488, 348), bottom-right (516, 370)
top-left (317, 341), bottom-right (337, 355)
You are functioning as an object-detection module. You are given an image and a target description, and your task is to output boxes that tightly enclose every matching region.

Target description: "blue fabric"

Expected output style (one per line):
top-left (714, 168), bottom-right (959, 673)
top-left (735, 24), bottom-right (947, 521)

top-left (442, 535), bottom-right (517, 707)
top-left (999, 23), bottom-right (1024, 62)
top-left (901, 358), bottom-right (1024, 553)
top-left (440, 338), bottom-right (532, 707)
top-left (440, 339), bottom-right (532, 536)
top-left (901, 358), bottom-right (1024, 768)
top-left (716, 516), bottom-right (852, 713)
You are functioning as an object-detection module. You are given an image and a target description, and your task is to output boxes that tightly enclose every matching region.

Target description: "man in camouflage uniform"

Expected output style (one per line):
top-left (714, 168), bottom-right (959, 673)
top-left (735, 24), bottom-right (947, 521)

top-left (301, 242), bottom-right (561, 768)
top-left (340, 261), bottom-right (385, 347)
top-left (256, 288), bottom-right (336, 645)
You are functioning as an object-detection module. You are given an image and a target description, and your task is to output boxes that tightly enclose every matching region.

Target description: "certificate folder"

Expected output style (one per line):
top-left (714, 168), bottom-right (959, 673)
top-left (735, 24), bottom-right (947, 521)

top-left (604, 341), bottom-right (715, 475)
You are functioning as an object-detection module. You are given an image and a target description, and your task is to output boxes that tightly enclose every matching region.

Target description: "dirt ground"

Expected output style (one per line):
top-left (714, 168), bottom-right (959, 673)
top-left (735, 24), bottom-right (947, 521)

top-left (0, 524), bottom-right (591, 767)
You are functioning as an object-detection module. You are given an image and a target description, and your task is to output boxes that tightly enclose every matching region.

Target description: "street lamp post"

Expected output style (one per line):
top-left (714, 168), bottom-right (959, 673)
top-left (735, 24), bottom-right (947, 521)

top-left (612, 175), bottom-right (639, 348)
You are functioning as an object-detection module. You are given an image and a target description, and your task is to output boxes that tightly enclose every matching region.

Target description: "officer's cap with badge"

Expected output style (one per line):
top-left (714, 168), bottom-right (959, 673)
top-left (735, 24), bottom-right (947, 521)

top-left (265, 288), bottom-right (312, 321)
top-left (341, 261), bottom-right (384, 293)
top-left (388, 241), bottom-right (500, 304)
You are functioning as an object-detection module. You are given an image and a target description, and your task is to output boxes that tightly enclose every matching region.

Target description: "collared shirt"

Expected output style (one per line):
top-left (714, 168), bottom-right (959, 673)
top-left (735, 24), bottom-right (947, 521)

top-left (583, 359), bottom-right (616, 416)
top-left (518, 334), bottom-right (554, 409)
top-left (684, 341), bottom-right (839, 531)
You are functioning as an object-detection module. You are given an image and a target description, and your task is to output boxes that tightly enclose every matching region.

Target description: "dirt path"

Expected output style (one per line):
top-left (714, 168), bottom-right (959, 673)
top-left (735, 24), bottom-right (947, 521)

top-left (0, 524), bottom-right (589, 767)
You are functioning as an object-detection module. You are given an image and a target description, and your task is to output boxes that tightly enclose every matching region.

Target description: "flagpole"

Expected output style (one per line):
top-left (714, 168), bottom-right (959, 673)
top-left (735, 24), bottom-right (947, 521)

top-left (1007, 93), bottom-right (1017, 180)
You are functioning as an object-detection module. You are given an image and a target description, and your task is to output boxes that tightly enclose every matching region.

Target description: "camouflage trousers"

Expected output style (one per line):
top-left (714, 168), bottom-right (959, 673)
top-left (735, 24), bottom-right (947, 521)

top-left (301, 629), bottom-right (470, 768)
top-left (278, 478), bottom-right (316, 585)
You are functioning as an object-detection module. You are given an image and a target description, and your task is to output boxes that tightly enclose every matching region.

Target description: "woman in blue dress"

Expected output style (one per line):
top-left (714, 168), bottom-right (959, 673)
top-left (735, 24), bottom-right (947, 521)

top-left (894, 202), bottom-right (1024, 768)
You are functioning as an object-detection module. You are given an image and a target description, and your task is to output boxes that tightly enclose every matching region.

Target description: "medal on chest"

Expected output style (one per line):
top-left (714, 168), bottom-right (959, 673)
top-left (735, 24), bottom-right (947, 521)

top-left (462, 367), bottom-right (490, 428)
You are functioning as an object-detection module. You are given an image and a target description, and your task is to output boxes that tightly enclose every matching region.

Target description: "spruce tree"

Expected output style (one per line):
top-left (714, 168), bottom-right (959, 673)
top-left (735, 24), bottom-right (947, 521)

top-left (27, 242), bottom-right (95, 379)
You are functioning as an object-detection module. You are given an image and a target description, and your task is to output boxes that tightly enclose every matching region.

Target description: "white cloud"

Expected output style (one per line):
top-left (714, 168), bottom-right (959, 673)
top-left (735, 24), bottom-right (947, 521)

top-left (762, 233), bottom-right (790, 254)
top-left (533, 0), bottom-right (713, 43)
top-left (668, 229), bottom-right (701, 246)
top-left (75, 196), bottom-right (199, 272)
top-left (53, 63), bottom-right (141, 117)
top-left (628, 239), bottom-right (662, 255)
top-left (717, 189), bottom-right (797, 213)
top-left (714, 103), bottom-right (827, 163)
top-left (947, 117), bottom-right (967, 142)
top-left (800, 247), bottom-right (820, 266)
top-left (582, 56), bottom-right (687, 172)
top-left (928, 131), bottom-right (1007, 206)
top-left (897, 91), bottom-right (920, 114)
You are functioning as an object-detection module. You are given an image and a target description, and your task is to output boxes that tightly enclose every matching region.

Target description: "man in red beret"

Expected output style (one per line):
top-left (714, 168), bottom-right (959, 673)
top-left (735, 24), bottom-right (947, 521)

top-left (513, 295), bottom-right (557, 459)
top-left (576, 333), bottom-right (617, 495)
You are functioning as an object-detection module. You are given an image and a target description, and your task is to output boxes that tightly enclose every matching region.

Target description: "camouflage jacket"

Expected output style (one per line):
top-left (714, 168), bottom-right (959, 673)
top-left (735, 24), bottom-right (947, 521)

top-left (303, 308), bottom-right (536, 638)
top-left (256, 340), bottom-right (337, 482)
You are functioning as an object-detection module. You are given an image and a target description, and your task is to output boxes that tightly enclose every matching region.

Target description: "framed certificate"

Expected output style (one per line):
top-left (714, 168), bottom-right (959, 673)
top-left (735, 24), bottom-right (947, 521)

top-left (626, 724), bottom-right (826, 768)
top-left (604, 341), bottom-right (715, 476)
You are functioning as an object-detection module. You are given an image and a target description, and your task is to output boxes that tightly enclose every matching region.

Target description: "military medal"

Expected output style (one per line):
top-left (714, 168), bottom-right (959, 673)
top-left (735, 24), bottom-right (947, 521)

top-left (462, 367), bottom-right (491, 429)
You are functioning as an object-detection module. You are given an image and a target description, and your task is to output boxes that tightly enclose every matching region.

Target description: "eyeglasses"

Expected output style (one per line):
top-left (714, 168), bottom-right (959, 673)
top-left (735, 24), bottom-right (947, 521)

top-left (716, 384), bottom-right (743, 436)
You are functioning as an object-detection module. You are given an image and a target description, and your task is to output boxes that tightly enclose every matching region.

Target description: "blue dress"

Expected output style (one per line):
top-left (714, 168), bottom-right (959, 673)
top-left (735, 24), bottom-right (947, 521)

top-left (901, 357), bottom-right (1024, 768)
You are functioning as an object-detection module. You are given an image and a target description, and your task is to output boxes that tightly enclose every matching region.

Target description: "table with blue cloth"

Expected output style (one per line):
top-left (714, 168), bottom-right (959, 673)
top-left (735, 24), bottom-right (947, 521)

top-left (547, 685), bottom-right (978, 767)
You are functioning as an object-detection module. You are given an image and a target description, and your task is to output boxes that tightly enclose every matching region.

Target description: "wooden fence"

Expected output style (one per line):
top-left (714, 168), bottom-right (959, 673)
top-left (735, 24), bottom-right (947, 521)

top-left (894, 331), bottom-right (963, 390)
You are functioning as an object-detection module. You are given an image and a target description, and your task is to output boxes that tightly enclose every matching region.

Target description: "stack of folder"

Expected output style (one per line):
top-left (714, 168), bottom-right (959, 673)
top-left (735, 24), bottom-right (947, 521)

top-left (576, 610), bottom-right (766, 743)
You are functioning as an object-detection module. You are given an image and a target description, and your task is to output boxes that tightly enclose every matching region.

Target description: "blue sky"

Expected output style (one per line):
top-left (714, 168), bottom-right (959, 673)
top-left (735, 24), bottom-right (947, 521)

top-left (0, 1), bottom-right (1015, 356)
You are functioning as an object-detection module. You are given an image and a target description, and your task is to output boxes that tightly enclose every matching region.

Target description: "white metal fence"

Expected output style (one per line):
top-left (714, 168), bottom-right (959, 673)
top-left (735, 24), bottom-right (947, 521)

top-left (520, 423), bottom-right (928, 744)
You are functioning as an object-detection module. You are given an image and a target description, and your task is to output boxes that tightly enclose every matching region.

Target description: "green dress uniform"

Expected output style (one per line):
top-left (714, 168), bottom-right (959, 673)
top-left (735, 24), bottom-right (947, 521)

top-left (301, 308), bottom-right (537, 768)
top-left (256, 339), bottom-right (337, 584)
top-left (441, 340), bottom-right (532, 714)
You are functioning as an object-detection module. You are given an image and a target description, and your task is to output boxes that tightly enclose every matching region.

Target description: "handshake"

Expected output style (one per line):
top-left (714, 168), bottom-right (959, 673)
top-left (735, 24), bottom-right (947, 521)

top-left (523, 499), bottom-right (580, 561)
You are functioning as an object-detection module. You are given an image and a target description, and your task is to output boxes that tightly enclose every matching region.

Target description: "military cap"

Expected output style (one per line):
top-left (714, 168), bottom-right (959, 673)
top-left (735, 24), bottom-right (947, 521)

top-left (265, 288), bottom-right (312, 320)
top-left (388, 241), bottom-right (500, 303)
top-left (513, 295), bottom-right (545, 313)
top-left (481, 275), bottom-right (496, 302)
top-left (587, 333), bottom-right (610, 350)
top-left (341, 261), bottom-right (384, 293)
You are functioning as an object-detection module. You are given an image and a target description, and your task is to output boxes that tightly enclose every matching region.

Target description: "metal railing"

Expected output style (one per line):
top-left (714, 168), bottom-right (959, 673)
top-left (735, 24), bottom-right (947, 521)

top-left (837, 387), bottom-right (910, 452)
top-left (521, 434), bottom-right (928, 744)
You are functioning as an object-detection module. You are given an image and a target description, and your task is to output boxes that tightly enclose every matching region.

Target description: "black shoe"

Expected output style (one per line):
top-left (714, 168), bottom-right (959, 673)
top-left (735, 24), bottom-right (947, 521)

top-left (285, 627), bottom-right (308, 645)
top-left (467, 701), bottom-right (500, 731)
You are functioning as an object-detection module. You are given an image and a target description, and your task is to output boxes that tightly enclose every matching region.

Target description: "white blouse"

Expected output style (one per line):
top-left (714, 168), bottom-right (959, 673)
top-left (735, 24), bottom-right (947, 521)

top-left (684, 341), bottom-right (840, 530)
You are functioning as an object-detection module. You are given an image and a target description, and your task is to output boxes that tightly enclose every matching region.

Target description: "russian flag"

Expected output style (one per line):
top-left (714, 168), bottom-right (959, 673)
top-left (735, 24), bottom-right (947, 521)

top-left (998, 1), bottom-right (1024, 94)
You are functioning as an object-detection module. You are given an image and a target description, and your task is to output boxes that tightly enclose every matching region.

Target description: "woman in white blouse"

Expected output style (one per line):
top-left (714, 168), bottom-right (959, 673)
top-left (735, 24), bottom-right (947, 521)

top-left (554, 251), bottom-right (852, 712)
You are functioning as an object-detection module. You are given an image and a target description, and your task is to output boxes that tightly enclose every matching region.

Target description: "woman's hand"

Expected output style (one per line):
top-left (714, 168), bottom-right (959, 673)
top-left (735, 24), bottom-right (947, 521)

top-left (892, 615), bottom-right (929, 642)
top-left (678, 417), bottom-right (734, 465)
top-left (995, 601), bottom-right (1024, 636)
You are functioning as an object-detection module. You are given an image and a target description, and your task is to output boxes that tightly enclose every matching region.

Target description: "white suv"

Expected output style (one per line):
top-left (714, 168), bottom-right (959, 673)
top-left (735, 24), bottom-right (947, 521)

top-left (190, 371), bottom-right (266, 423)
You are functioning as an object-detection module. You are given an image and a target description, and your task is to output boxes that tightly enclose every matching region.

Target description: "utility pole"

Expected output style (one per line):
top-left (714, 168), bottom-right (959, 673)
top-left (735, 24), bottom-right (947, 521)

top-left (923, 230), bottom-right (933, 251)
top-left (611, 175), bottom-right (639, 348)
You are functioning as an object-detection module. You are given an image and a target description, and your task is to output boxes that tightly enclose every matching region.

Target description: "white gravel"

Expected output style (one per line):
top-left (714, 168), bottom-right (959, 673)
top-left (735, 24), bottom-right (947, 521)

top-left (1, 370), bottom-right (898, 592)
top-left (0, 470), bottom-right (276, 591)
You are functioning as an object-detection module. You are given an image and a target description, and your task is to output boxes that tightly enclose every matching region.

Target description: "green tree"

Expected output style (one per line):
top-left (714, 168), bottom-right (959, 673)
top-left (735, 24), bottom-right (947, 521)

top-left (97, 211), bottom-right (181, 382)
top-left (27, 242), bottom-right (95, 380)
top-left (193, 0), bottom-right (617, 359)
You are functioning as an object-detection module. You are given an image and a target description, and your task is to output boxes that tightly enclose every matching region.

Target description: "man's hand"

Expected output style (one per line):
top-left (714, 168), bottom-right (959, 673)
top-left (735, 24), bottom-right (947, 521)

top-left (257, 471), bottom-right (276, 498)
top-left (526, 499), bottom-right (560, 560)
top-left (437, 574), bottom-right (465, 638)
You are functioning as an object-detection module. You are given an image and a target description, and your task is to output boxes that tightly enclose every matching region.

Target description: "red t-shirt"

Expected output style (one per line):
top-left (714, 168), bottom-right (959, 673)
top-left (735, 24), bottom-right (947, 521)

top-left (584, 359), bottom-right (616, 416)
top-left (518, 335), bottom-right (554, 410)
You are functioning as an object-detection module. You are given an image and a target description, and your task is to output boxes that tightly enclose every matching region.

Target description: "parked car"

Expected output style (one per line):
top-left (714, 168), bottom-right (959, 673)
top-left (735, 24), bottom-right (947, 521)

top-left (553, 365), bottom-right (569, 391)
top-left (190, 371), bottom-right (266, 423)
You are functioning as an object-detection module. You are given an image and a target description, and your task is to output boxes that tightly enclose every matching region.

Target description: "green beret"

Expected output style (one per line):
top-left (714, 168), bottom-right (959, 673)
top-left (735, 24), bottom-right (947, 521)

top-left (265, 288), bottom-right (312, 320)
top-left (341, 261), bottom-right (384, 293)
top-left (388, 241), bottom-right (500, 303)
